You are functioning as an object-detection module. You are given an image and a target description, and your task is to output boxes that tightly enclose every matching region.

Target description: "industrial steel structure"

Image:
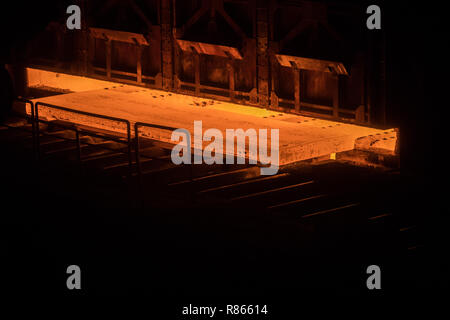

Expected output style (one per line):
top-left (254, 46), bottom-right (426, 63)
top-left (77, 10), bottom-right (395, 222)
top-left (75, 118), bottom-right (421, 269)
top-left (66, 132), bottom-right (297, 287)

top-left (14, 0), bottom-right (387, 126)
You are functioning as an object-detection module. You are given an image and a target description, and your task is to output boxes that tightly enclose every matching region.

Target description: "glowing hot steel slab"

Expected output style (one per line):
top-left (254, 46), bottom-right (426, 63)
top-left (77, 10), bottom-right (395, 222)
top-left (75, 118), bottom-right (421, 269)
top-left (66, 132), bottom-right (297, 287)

top-left (27, 69), bottom-right (397, 166)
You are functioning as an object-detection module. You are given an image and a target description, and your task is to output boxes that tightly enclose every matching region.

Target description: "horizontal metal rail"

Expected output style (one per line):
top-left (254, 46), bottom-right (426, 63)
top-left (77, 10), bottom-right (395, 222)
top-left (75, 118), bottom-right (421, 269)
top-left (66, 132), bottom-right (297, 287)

top-left (276, 97), bottom-right (369, 123)
top-left (34, 102), bottom-right (133, 176)
top-left (133, 122), bottom-right (180, 206)
top-left (134, 122), bottom-right (178, 183)
top-left (6, 99), bottom-right (274, 207)
top-left (177, 80), bottom-right (252, 102)
top-left (31, 118), bottom-right (130, 160)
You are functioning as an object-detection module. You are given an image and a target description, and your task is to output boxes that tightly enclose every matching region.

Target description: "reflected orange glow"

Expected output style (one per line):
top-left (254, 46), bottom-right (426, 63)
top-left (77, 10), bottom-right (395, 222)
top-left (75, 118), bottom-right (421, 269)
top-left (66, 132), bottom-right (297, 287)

top-left (26, 68), bottom-right (398, 166)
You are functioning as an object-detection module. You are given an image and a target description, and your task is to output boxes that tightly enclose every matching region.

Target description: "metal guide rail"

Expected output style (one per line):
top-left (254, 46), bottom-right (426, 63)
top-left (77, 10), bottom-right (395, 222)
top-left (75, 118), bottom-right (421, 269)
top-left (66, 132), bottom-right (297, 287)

top-left (34, 101), bottom-right (133, 176)
top-left (11, 98), bottom-right (203, 192)
top-left (3, 98), bottom-right (37, 156)
top-left (8, 98), bottom-right (273, 205)
top-left (134, 122), bottom-right (179, 202)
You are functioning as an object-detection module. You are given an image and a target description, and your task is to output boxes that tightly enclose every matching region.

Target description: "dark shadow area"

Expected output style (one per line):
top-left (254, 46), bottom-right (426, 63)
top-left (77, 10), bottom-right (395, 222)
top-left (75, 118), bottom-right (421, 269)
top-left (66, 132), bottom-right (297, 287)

top-left (1, 0), bottom-right (447, 310)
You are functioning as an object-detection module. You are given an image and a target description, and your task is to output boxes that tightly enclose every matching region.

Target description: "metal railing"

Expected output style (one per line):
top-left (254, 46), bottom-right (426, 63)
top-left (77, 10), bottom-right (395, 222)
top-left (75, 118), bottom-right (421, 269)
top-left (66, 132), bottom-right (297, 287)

top-left (7, 99), bottom-right (196, 206)
top-left (134, 122), bottom-right (179, 201)
top-left (34, 102), bottom-right (134, 177)
top-left (4, 98), bottom-right (37, 158)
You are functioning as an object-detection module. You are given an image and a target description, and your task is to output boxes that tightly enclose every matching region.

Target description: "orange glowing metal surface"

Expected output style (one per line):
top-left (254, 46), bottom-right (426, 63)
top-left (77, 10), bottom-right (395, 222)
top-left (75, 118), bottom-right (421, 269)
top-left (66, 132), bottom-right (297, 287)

top-left (24, 68), bottom-right (398, 166)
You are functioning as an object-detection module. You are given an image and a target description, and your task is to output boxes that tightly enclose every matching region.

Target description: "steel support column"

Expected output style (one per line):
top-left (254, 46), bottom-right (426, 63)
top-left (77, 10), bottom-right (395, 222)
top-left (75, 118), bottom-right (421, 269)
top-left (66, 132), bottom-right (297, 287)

top-left (161, 0), bottom-right (174, 90)
top-left (256, 6), bottom-right (269, 107)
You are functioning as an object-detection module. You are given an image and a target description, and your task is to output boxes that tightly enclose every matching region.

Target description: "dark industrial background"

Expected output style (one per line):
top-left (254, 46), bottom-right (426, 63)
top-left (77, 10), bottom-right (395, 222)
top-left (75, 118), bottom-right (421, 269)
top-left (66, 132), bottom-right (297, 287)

top-left (1, 0), bottom-right (446, 307)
